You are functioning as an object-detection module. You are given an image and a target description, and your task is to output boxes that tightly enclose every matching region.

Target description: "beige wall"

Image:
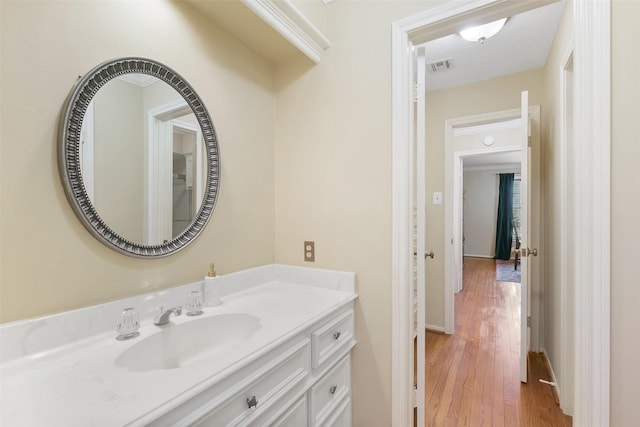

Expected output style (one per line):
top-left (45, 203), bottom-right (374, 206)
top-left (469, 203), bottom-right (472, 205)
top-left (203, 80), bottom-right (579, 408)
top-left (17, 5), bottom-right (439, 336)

top-left (462, 170), bottom-right (499, 258)
top-left (291, 0), bottom-right (328, 35)
top-left (93, 79), bottom-right (144, 241)
top-left (0, 0), bottom-right (276, 322)
top-left (611, 1), bottom-right (640, 424)
top-left (273, 2), bottom-right (448, 424)
top-left (425, 68), bottom-right (545, 329)
top-left (3, 0), bottom-right (638, 425)
top-left (540, 0), bottom-right (574, 414)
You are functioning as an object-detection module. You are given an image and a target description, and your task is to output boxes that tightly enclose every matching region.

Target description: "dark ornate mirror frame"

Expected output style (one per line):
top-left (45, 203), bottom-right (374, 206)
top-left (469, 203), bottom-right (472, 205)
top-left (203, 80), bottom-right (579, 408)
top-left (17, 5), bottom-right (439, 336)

top-left (58, 57), bottom-right (220, 258)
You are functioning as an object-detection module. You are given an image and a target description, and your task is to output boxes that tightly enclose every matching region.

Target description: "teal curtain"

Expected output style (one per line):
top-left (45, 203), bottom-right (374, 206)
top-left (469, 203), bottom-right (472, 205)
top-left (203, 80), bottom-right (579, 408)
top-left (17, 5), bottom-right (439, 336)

top-left (494, 173), bottom-right (514, 260)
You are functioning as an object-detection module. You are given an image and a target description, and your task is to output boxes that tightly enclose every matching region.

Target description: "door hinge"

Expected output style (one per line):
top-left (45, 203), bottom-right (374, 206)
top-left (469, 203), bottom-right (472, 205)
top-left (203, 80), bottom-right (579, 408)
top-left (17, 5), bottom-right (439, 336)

top-left (412, 83), bottom-right (424, 103)
top-left (528, 136), bottom-right (532, 147)
top-left (412, 384), bottom-right (417, 408)
top-left (527, 316), bottom-right (531, 327)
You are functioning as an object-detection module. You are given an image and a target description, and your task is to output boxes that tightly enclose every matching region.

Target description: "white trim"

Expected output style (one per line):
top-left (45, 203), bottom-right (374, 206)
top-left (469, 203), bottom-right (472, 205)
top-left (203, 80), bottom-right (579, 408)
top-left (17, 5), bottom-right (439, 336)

top-left (415, 48), bottom-right (426, 427)
top-left (241, 0), bottom-right (330, 64)
top-left (573, 1), bottom-right (610, 426)
top-left (541, 347), bottom-right (562, 402)
top-left (453, 118), bottom-right (521, 136)
top-left (392, 1), bottom-right (610, 425)
top-left (463, 254), bottom-right (494, 259)
top-left (391, 17), bottom-right (413, 427)
top-left (146, 99), bottom-right (193, 245)
top-left (559, 45), bottom-right (575, 416)
top-left (519, 91), bottom-right (530, 383)
top-left (425, 324), bottom-right (445, 333)
top-left (463, 164), bottom-right (521, 173)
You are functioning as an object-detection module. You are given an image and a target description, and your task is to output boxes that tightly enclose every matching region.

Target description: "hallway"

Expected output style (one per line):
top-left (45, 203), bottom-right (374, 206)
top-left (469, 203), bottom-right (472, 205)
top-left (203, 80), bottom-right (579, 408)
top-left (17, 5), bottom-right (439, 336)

top-left (425, 257), bottom-right (572, 426)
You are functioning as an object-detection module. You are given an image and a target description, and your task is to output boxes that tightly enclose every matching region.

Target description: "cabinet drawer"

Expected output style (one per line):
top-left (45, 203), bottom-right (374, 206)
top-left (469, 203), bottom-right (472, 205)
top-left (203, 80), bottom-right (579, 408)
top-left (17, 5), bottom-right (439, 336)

top-left (192, 339), bottom-right (310, 427)
top-left (268, 395), bottom-right (307, 427)
top-left (311, 310), bottom-right (353, 370)
top-left (309, 355), bottom-right (351, 426)
top-left (321, 398), bottom-right (351, 427)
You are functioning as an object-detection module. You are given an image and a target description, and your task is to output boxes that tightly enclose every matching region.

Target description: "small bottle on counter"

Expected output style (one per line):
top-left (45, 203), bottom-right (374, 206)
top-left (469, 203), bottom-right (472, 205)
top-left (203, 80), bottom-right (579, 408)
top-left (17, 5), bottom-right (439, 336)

top-left (203, 262), bottom-right (221, 307)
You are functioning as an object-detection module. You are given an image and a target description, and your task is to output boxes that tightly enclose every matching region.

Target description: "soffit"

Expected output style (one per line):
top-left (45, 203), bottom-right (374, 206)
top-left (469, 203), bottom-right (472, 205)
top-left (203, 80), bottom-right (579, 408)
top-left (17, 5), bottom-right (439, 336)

top-left (181, 1), bottom-right (301, 63)
top-left (179, 0), bottom-right (330, 64)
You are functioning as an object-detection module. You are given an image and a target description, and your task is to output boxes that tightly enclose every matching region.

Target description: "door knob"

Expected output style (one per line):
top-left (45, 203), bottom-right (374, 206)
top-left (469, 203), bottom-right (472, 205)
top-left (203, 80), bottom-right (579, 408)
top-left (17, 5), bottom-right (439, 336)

top-left (521, 247), bottom-right (538, 257)
top-left (413, 251), bottom-right (434, 259)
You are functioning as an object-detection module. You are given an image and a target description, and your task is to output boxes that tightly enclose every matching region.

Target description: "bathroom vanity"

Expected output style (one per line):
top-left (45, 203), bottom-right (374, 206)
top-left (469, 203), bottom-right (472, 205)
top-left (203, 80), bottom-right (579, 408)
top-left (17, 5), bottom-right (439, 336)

top-left (0, 265), bottom-right (356, 426)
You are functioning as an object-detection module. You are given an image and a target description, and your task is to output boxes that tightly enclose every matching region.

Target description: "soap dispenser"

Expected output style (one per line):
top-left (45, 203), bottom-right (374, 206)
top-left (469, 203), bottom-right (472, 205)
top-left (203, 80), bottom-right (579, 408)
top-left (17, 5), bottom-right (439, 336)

top-left (203, 262), bottom-right (221, 307)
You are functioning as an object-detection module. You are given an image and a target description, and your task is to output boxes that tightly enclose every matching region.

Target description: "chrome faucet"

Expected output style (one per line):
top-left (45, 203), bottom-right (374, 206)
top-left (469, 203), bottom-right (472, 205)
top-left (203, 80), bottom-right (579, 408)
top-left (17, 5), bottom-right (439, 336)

top-left (154, 306), bottom-right (182, 326)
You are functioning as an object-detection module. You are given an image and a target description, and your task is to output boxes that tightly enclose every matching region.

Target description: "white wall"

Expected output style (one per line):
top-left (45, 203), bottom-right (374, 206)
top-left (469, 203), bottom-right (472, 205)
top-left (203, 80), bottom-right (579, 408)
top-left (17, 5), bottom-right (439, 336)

top-left (463, 170), bottom-right (498, 258)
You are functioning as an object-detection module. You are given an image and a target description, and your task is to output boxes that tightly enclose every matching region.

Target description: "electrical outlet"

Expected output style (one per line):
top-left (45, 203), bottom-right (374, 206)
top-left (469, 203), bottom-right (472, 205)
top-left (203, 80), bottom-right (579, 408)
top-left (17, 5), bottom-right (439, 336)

top-left (304, 241), bottom-right (315, 262)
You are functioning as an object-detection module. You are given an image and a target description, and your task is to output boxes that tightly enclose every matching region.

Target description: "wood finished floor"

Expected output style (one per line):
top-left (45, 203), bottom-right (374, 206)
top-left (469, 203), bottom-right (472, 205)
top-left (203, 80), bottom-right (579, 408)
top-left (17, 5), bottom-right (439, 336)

top-left (424, 257), bottom-right (572, 426)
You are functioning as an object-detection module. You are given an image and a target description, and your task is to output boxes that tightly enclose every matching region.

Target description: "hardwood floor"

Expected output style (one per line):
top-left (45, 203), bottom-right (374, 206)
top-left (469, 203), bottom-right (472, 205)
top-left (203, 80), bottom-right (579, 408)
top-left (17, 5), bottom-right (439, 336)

top-left (424, 257), bottom-right (572, 426)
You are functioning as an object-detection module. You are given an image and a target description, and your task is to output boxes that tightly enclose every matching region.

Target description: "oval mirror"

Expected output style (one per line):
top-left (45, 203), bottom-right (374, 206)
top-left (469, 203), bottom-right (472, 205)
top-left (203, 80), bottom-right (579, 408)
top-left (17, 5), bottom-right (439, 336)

top-left (58, 58), bottom-right (220, 258)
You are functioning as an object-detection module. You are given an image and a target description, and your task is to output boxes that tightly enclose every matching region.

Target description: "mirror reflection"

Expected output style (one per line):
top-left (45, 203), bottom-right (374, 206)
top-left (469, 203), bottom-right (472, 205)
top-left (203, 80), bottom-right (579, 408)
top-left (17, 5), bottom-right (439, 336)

top-left (79, 74), bottom-right (206, 246)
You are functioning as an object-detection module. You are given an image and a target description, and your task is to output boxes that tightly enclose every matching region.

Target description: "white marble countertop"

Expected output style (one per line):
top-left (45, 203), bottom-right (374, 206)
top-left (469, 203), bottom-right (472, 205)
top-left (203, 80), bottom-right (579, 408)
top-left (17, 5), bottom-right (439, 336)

top-left (0, 265), bottom-right (356, 426)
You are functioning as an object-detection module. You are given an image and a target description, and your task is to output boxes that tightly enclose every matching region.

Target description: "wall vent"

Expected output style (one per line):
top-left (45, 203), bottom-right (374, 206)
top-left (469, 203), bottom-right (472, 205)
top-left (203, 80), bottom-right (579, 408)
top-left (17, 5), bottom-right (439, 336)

top-left (427, 58), bottom-right (455, 73)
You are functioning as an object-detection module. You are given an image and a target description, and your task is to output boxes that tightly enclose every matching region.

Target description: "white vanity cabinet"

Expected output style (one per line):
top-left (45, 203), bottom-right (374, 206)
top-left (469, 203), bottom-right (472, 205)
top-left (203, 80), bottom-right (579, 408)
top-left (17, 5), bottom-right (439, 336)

top-left (148, 304), bottom-right (355, 427)
top-left (0, 265), bottom-right (357, 427)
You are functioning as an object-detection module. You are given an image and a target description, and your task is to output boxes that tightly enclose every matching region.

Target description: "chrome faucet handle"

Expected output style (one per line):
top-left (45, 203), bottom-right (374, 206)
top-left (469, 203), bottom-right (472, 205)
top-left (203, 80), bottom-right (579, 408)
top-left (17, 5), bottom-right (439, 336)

top-left (185, 290), bottom-right (204, 316)
top-left (154, 306), bottom-right (183, 325)
top-left (116, 308), bottom-right (140, 341)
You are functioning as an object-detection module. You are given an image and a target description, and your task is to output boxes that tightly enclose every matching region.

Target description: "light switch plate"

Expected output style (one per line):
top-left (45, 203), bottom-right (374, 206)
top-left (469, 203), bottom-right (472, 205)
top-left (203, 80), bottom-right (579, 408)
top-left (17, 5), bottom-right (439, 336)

top-left (433, 192), bottom-right (443, 205)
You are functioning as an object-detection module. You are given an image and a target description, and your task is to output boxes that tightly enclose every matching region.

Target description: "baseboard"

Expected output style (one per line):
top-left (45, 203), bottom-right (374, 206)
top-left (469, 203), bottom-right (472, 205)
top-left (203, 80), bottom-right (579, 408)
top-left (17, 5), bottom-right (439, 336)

top-left (463, 254), bottom-right (493, 259)
top-left (426, 324), bottom-right (445, 333)
top-left (540, 348), bottom-right (561, 405)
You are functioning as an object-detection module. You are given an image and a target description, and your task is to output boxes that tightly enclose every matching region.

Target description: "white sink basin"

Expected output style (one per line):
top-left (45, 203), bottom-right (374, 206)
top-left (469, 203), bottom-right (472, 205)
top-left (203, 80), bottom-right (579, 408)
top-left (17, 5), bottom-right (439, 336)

top-left (115, 313), bottom-right (261, 372)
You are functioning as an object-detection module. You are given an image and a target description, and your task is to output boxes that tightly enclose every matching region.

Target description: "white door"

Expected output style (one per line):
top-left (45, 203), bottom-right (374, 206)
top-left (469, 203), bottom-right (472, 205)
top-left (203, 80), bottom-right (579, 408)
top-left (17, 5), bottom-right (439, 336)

top-left (412, 47), bottom-right (427, 426)
top-left (519, 91), bottom-right (532, 383)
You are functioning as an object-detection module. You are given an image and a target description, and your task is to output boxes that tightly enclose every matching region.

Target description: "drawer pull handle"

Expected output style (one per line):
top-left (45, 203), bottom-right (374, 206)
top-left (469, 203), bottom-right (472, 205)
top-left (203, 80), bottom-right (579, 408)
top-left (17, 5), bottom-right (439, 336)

top-left (246, 395), bottom-right (258, 409)
top-left (333, 331), bottom-right (341, 340)
top-left (329, 384), bottom-right (338, 395)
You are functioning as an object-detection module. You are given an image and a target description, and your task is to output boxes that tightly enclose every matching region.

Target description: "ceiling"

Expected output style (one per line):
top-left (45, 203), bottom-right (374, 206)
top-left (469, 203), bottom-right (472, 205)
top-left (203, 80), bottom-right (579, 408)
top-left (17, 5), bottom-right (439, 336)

top-left (421, 1), bottom-right (565, 91)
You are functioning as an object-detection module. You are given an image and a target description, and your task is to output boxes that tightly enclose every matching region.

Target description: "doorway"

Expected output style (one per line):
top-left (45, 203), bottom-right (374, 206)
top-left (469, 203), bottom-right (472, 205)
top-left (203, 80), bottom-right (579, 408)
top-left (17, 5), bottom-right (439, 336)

top-left (391, 1), bottom-right (611, 426)
top-left (444, 104), bottom-right (539, 385)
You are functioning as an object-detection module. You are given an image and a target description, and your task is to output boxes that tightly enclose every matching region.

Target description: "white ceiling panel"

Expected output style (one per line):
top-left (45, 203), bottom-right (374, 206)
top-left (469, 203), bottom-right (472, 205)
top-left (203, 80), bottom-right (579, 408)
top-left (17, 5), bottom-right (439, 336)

top-left (421, 1), bottom-right (565, 91)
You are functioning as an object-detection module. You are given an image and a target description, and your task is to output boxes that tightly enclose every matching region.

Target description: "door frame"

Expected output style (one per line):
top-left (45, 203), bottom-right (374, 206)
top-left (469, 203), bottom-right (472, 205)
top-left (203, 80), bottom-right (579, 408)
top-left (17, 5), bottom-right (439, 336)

top-left (391, 1), bottom-right (610, 426)
top-left (559, 47), bottom-right (575, 415)
top-left (444, 106), bottom-right (540, 346)
top-left (146, 99), bottom-right (193, 244)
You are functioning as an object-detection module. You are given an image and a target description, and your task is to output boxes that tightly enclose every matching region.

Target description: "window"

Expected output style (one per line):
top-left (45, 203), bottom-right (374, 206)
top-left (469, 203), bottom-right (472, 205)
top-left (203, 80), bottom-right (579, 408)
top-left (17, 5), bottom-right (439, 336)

top-left (513, 177), bottom-right (521, 239)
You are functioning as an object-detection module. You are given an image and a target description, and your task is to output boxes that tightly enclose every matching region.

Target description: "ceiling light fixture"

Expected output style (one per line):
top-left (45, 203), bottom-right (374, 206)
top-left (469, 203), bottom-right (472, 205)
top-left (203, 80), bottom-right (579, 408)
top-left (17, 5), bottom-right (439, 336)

top-left (459, 18), bottom-right (507, 44)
